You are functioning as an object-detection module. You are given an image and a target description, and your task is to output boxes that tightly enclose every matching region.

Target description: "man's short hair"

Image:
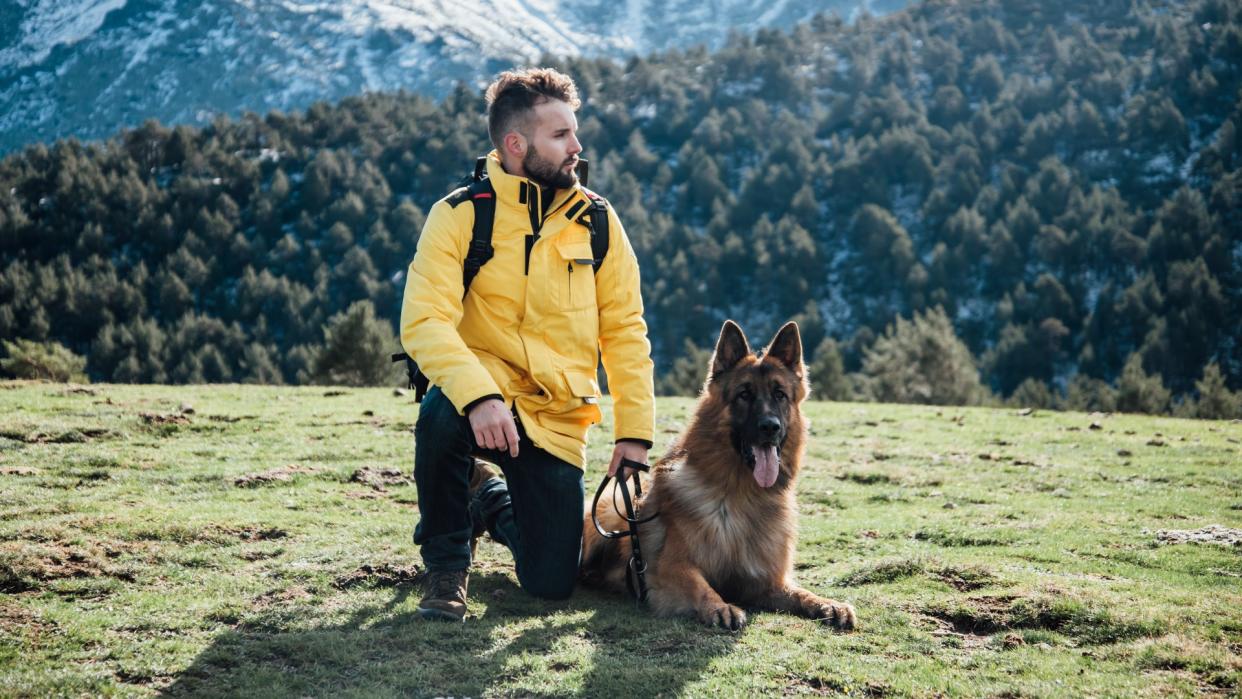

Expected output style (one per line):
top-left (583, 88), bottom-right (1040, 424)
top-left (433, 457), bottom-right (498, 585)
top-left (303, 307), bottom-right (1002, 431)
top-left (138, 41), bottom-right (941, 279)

top-left (485, 68), bottom-right (581, 150)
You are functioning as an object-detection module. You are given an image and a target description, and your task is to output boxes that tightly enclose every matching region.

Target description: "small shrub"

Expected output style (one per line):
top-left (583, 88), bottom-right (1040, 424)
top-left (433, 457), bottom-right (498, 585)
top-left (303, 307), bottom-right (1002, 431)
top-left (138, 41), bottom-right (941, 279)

top-left (0, 339), bottom-right (88, 383)
top-left (1116, 353), bottom-right (1171, 415)
top-left (1007, 378), bottom-right (1056, 409)
top-left (1060, 374), bottom-right (1117, 412)
top-left (656, 339), bottom-right (713, 396)
top-left (809, 337), bottom-right (852, 401)
top-left (1192, 362), bottom-right (1241, 419)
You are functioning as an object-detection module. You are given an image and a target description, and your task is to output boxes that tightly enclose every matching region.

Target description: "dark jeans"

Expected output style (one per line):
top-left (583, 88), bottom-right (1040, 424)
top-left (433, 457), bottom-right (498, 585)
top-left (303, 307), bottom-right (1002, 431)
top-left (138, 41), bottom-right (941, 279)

top-left (412, 386), bottom-right (585, 600)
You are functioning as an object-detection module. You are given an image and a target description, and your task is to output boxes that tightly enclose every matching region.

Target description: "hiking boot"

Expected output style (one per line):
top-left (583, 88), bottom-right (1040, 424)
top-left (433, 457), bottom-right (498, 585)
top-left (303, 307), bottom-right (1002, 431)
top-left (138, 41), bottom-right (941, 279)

top-left (469, 459), bottom-right (500, 556)
top-left (418, 568), bottom-right (469, 622)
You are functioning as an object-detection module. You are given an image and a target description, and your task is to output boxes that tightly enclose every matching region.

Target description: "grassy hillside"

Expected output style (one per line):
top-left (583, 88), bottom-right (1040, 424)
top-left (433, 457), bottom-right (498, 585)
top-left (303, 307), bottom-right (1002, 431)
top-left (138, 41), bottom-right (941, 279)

top-left (1, 381), bottom-right (1239, 697)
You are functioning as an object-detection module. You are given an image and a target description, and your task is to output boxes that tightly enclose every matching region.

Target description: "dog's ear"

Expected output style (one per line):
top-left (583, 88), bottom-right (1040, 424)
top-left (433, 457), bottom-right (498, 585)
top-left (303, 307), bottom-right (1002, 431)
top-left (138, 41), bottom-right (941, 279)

top-left (764, 321), bottom-right (804, 377)
top-left (710, 320), bottom-right (752, 380)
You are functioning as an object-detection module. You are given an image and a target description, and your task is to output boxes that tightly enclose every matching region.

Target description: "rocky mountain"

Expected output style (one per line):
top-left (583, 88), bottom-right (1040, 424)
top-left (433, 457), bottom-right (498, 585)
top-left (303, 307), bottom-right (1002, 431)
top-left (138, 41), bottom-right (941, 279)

top-left (0, 0), bottom-right (906, 154)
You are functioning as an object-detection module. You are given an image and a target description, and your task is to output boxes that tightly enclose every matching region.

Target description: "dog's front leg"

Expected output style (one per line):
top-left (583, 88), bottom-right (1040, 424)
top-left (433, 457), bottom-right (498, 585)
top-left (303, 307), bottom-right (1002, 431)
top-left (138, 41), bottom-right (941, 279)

top-left (759, 584), bottom-right (856, 630)
top-left (649, 535), bottom-right (746, 631)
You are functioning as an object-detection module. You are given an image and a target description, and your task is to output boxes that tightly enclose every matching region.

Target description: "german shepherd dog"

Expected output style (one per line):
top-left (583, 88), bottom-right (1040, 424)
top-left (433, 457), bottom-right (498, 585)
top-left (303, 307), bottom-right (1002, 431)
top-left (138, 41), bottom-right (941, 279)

top-left (581, 320), bottom-right (857, 631)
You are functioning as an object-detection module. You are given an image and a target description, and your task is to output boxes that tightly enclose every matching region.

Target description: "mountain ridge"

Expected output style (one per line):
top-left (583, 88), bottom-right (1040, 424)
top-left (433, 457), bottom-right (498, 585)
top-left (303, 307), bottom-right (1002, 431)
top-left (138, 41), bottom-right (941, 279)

top-left (0, 0), bottom-right (905, 154)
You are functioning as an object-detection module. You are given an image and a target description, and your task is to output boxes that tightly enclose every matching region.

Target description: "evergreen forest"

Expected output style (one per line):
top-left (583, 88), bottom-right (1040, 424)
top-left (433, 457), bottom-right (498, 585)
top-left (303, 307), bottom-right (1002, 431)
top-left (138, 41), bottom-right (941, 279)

top-left (1, 0), bottom-right (1240, 415)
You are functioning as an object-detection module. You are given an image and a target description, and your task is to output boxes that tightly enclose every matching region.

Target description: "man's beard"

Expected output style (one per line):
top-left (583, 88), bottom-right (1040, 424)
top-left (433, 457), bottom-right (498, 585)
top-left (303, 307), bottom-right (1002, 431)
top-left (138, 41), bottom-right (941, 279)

top-left (523, 146), bottom-right (577, 190)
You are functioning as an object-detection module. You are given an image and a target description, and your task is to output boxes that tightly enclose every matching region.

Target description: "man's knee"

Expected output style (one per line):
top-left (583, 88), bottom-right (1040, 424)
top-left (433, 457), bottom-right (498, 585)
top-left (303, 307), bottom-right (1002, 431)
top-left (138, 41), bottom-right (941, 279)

top-left (519, 572), bottom-right (577, 600)
top-left (517, 548), bottom-right (580, 600)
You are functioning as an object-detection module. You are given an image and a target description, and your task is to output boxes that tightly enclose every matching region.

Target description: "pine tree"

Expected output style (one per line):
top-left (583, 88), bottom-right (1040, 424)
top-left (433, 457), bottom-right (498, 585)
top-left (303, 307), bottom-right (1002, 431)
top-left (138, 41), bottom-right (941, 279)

top-left (859, 306), bottom-right (986, 406)
top-left (1116, 353), bottom-right (1171, 415)
top-left (308, 301), bottom-right (401, 387)
top-left (1192, 362), bottom-right (1241, 419)
top-left (808, 337), bottom-right (851, 401)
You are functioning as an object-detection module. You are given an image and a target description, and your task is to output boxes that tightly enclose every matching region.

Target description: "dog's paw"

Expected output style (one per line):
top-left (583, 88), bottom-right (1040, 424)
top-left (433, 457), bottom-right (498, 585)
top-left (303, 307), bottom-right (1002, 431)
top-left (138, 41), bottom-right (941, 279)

top-left (701, 603), bottom-right (747, 631)
top-left (813, 600), bottom-right (857, 631)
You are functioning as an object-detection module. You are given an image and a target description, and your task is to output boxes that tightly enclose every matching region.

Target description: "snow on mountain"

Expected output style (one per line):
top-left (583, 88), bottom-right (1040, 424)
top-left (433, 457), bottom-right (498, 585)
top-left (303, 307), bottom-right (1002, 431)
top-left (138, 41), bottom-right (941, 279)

top-left (0, 0), bottom-right (907, 154)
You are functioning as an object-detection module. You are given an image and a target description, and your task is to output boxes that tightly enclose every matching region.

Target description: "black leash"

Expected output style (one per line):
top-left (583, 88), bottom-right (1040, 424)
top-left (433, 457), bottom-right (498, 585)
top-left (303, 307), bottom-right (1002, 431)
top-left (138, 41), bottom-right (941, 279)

top-left (590, 457), bottom-right (658, 602)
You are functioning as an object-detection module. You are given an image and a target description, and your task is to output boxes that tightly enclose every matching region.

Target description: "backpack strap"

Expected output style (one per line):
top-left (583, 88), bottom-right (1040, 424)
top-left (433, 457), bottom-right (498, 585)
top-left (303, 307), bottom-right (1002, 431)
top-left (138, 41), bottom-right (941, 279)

top-left (578, 187), bottom-right (611, 272)
top-left (461, 176), bottom-right (496, 296)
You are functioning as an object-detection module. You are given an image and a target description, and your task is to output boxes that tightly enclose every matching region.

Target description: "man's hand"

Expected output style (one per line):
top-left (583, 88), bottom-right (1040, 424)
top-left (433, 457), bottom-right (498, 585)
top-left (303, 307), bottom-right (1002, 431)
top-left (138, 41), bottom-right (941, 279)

top-left (468, 399), bottom-right (519, 458)
top-left (608, 441), bottom-right (649, 480)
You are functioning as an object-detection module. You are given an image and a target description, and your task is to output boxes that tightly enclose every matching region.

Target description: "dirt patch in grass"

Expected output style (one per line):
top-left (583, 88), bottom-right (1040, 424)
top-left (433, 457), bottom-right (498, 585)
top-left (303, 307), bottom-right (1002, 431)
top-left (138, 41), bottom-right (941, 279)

top-left (236, 547), bottom-right (284, 561)
top-left (0, 426), bottom-right (119, 443)
top-left (114, 668), bottom-right (174, 689)
top-left (125, 522), bottom-right (288, 545)
top-left (926, 612), bottom-right (995, 650)
top-left (1154, 526), bottom-right (1242, 547)
top-left (254, 585), bottom-right (313, 609)
top-left (789, 674), bottom-right (890, 696)
top-left (1, 466), bottom-right (39, 476)
top-left (139, 411), bottom-right (190, 425)
top-left (924, 591), bottom-right (1161, 645)
top-left (332, 563), bottom-right (422, 589)
top-left (913, 528), bottom-right (1014, 547)
top-left (837, 558), bottom-right (999, 591)
top-left (1132, 635), bottom-right (1242, 691)
top-left (838, 558), bottom-right (925, 586)
top-left (837, 470), bottom-right (897, 485)
top-left (0, 602), bottom-right (57, 639)
top-left (349, 466), bottom-right (411, 491)
top-left (0, 539), bottom-right (137, 593)
top-left (932, 563), bottom-right (997, 591)
top-left (233, 465), bottom-right (316, 488)
top-left (205, 414), bottom-right (259, 423)
top-left (925, 595), bottom-right (1017, 635)
top-left (236, 526), bottom-right (288, 541)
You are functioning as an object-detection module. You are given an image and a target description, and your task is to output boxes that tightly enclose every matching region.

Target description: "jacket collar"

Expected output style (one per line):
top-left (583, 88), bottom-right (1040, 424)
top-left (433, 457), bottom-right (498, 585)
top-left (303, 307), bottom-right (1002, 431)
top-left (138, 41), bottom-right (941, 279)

top-left (485, 150), bottom-right (584, 229)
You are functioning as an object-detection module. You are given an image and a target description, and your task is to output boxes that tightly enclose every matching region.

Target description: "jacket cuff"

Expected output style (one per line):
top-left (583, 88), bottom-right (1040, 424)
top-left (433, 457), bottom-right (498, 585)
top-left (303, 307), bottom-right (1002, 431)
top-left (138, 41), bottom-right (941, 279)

top-left (615, 438), bottom-right (654, 450)
top-left (463, 394), bottom-right (504, 415)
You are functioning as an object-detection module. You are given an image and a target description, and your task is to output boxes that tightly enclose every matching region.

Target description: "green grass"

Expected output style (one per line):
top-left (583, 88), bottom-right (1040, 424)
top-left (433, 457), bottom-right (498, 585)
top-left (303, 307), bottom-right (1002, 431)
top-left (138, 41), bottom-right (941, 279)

top-left (1, 380), bottom-right (1240, 697)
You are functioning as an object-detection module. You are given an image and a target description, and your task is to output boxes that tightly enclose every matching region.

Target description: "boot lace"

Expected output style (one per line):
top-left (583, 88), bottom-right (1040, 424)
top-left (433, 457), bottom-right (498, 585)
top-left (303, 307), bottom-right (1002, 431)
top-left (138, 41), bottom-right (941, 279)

top-left (425, 570), bottom-right (466, 601)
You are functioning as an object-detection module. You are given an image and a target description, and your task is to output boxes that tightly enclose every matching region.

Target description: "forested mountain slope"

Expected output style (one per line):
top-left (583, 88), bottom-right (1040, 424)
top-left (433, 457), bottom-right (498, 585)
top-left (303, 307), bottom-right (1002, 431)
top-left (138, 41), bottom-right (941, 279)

top-left (1, 0), bottom-right (1238, 410)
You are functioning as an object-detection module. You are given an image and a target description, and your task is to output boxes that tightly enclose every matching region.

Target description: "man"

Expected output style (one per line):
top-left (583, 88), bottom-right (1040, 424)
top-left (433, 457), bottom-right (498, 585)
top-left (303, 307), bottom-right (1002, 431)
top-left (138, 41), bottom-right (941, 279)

top-left (400, 67), bottom-right (655, 621)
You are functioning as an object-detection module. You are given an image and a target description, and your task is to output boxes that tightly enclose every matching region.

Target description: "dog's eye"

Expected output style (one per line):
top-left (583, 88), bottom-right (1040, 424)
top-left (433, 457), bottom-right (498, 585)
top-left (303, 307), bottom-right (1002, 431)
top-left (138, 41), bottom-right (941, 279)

top-left (773, 387), bottom-right (787, 402)
top-left (736, 389), bottom-right (753, 403)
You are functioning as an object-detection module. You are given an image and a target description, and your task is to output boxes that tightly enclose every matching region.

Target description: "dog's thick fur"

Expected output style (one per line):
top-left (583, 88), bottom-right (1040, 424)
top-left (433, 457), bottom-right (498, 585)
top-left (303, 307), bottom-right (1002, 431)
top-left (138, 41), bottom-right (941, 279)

top-left (581, 321), bottom-right (856, 631)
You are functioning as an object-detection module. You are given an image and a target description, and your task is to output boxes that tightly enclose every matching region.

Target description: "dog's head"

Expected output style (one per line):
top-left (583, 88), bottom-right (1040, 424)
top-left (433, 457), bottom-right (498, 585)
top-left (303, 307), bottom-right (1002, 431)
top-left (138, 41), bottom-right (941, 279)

top-left (704, 320), bottom-right (808, 488)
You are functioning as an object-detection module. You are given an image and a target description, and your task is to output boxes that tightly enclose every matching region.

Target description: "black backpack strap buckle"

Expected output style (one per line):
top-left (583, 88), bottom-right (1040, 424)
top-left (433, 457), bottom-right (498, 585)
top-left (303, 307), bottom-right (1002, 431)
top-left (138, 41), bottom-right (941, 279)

top-left (390, 352), bottom-right (429, 402)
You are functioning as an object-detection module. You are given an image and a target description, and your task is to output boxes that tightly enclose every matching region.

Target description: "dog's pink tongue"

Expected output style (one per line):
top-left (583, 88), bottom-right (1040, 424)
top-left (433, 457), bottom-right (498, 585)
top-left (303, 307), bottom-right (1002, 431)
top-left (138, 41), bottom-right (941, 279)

top-left (752, 445), bottom-right (780, 488)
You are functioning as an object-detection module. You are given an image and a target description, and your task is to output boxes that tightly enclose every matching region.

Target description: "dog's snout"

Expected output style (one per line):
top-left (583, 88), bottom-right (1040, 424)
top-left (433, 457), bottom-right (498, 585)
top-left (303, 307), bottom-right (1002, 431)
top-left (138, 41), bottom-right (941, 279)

top-left (759, 416), bottom-right (781, 439)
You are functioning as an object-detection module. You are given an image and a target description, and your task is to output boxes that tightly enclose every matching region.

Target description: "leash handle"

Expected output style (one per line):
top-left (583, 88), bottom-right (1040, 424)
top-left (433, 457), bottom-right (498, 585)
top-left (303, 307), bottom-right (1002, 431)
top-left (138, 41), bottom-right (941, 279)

top-left (618, 457), bottom-right (648, 497)
top-left (589, 458), bottom-right (657, 537)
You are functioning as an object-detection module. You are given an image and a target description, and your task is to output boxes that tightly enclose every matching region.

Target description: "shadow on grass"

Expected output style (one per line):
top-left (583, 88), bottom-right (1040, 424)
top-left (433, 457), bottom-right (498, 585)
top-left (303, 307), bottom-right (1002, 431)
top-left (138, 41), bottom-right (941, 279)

top-left (162, 571), bottom-right (739, 697)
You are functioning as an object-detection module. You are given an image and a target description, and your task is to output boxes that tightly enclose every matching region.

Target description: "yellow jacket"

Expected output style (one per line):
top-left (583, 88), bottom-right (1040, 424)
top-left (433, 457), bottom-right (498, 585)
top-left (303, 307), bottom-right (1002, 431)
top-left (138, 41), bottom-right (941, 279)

top-left (400, 151), bottom-right (655, 468)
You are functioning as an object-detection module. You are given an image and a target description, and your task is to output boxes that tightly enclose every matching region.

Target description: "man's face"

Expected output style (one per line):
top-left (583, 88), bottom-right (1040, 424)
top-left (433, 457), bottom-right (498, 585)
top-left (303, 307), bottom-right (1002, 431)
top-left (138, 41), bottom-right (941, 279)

top-left (520, 99), bottom-right (582, 190)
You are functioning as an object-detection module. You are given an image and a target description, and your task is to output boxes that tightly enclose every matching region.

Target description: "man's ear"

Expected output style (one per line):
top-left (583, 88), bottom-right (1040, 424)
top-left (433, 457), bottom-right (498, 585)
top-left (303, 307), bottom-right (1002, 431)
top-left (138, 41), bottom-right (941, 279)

top-left (710, 320), bottom-right (751, 381)
top-left (502, 130), bottom-right (526, 160)
top-left (764, 322), bottom-right (804, 377)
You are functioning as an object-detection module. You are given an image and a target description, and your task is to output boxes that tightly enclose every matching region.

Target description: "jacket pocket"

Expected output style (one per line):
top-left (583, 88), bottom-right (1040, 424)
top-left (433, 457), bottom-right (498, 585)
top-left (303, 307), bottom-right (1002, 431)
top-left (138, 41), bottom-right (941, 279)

top-left (556, 240), bottom-right (597, 311)
top-left (563, 369), bottom-right (603, 423)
